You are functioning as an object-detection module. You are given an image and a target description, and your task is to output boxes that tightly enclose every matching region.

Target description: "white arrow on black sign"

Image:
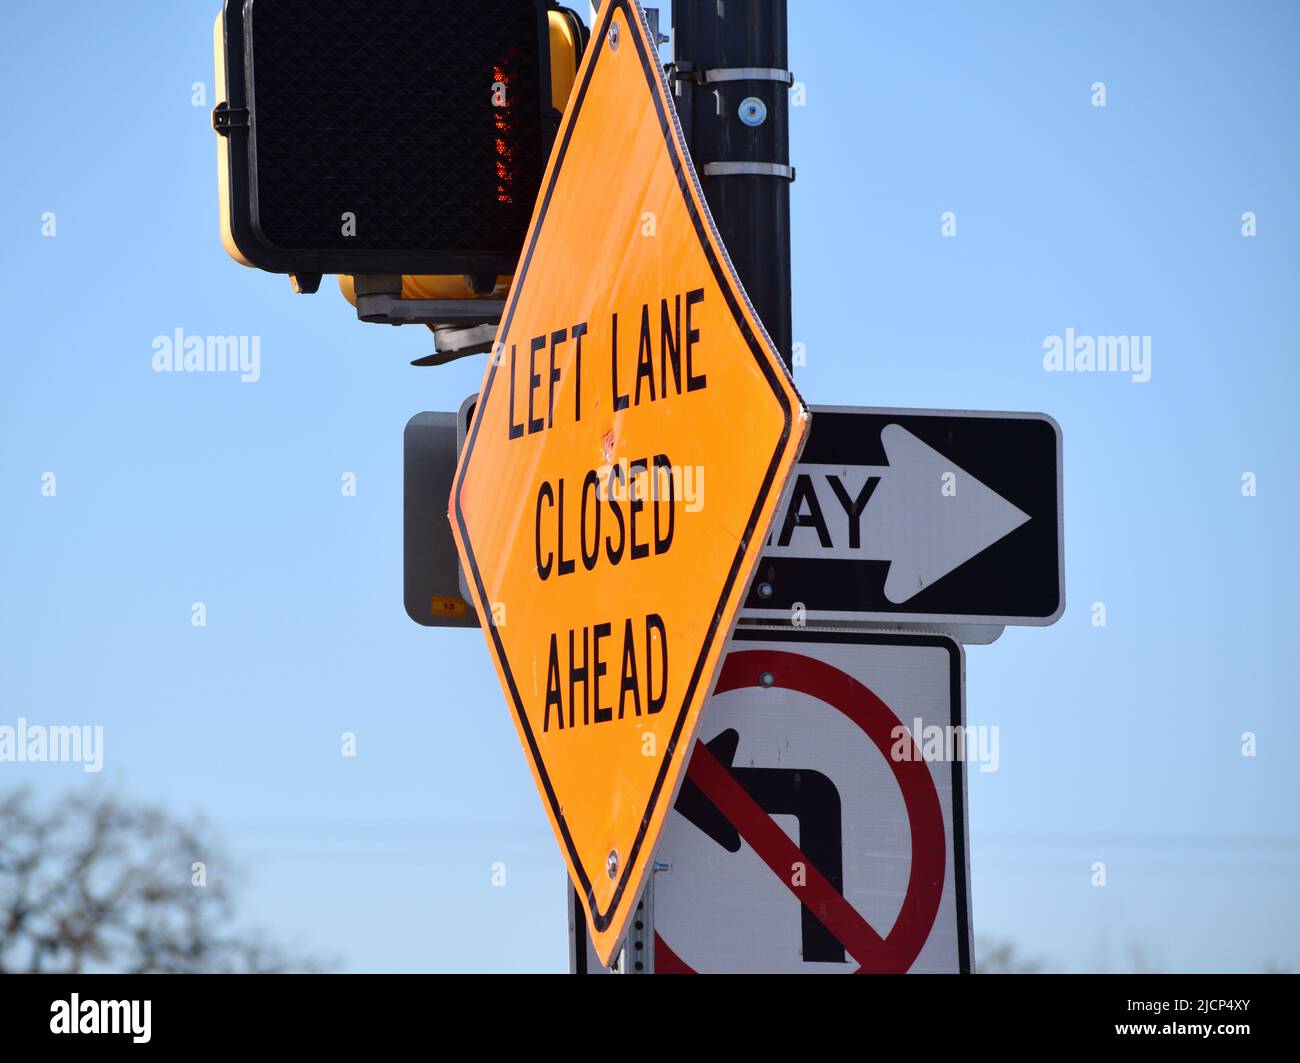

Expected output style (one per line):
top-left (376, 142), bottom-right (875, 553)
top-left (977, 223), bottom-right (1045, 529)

top-left (743, 407), bottom-right (1063, 627)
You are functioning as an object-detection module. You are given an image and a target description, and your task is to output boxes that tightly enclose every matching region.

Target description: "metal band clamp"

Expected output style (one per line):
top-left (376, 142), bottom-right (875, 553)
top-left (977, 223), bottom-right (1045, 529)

top-left (698, 66), bottom-right (795, 86)
top-left (701, 161), bottom-right (796, 181)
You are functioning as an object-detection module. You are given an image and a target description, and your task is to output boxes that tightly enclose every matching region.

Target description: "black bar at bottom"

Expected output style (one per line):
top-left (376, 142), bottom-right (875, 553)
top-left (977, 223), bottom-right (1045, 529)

top-left (0, 972), bottom-right (1285, 1049)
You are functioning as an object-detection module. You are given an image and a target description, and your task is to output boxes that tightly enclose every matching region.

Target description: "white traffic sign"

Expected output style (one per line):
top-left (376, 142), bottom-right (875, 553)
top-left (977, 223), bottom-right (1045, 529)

top-left (572, 629), bottom-right (973, 973)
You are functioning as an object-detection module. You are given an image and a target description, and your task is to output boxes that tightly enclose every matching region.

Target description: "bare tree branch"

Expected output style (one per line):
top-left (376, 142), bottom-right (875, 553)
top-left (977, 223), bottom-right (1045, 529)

top-left (0, 788), bottom-right (320, 974)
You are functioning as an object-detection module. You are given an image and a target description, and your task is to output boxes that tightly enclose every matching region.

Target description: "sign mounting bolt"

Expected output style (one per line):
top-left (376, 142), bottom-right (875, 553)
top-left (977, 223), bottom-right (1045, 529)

top-left (606, 849), bottom-right (620, 879)
top-left (739, 96), bottom-right (768, 126)
top-left (608, 23), bottom-right (620, 50)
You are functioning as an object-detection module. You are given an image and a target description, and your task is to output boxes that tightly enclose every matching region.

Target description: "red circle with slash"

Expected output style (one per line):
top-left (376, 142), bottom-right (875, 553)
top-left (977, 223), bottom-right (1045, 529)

top-left (658, 648), bottom-right (947, 974)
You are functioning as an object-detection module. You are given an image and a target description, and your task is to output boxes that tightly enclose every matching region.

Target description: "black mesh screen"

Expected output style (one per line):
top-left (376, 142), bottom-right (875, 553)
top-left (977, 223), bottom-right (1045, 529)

top-left (245, 0), bottom-right (548, 261)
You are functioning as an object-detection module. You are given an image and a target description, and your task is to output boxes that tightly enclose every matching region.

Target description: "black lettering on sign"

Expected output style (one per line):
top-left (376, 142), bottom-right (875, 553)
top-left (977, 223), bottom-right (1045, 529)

top-left (571, 321), bottom-right (587, 423)
top-left (653, 454), bottom-right (675, 553)
top-left (607, 290), bottom-right (708, 410)
top-left (618, 617), bottom-right (640, 719)
top-left (605, 464), bottom-right (626, 564)
top-left (527, 334), bottom-right (545, 435)
top-left (556, 477), bottom-right (576, 576)
top-left (544, 633), bottom-right (563, 731)
top-left (592, 622), bottom-right (612, 724)
top-left (569, 627), bottom-right (589, 728)
top-left (685, 288), bottom-right (707, 392)
top-left (508, 344), bottom-right (524, 440)
top-left (611, 313), bottom-right (630, 412)
top-left (635, 305), bottom-right (655, 406)
top-left (628, 458), bottom-right (649, 561)
top-left (541, 615), bottom-right (670, 733)
top-left (660, 294), bottom-right (681, 398)
top-left (646, 613), bottom-right (667, 715)
top-left (826, 474), bottom-right (881, 550)
top-left (505, 323), bottom-right (586, 440)
top-left (535, 480), bottom-right (555, 579)
top-left (580, 469), bottom-right (601, 571)
top-left (534, 458), bottom-right (680, 583)
top-left (547, 330), bottom-right (566, 429)
top-left (777, 474), bottom-right (831, 548)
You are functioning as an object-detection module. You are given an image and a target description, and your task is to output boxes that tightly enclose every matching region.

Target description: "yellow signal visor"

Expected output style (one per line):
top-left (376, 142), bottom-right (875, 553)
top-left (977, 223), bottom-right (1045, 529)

top-left (213, 13), bottom-right (251, 267)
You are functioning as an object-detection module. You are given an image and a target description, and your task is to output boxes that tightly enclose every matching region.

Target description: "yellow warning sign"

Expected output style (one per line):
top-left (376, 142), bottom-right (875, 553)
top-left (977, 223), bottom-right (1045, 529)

top-left (451, 0), bottom-right (807, 965)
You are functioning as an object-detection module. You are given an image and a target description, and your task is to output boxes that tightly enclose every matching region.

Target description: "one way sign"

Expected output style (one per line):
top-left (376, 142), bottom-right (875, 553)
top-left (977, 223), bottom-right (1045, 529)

top-left (742, 407), bottom-right (1063, 627)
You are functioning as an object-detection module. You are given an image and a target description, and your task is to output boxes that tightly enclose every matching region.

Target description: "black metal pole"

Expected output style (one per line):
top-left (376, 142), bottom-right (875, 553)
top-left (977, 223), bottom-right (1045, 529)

top-left (670, 0), bottom-right (793, 368)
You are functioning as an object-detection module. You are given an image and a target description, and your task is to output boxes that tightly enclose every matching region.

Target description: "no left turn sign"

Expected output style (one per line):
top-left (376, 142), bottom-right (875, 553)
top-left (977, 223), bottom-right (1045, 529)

top-left (572, 630), bottom-right (973, 974)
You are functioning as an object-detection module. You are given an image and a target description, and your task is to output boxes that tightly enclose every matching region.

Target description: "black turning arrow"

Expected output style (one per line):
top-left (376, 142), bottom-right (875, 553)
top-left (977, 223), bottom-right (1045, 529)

top-left (675, 729), bottom-right (847, 963)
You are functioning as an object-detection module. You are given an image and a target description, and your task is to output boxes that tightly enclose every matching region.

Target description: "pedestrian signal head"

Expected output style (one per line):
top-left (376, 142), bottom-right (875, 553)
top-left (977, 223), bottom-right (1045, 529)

top-left (212, 0), bottom-right (586, 286)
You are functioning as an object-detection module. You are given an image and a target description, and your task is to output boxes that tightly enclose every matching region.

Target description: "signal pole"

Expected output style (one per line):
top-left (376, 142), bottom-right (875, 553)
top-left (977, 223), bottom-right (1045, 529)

top-left (603, 0), bottom-right (795, 975)
top-left (608, 0), bottom-right (795, 978)
top-left (670, 0), bottom-right (794, 367)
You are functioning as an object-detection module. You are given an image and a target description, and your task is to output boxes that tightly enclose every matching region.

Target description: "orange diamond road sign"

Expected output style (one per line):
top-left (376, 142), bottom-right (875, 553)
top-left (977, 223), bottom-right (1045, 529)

top-left (451, 0), bottom-right (808, 965)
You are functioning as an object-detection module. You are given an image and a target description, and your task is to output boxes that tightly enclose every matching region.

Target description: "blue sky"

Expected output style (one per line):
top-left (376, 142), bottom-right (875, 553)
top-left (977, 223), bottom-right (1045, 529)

top-left (1, 0), bottom-right (1296, 972)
